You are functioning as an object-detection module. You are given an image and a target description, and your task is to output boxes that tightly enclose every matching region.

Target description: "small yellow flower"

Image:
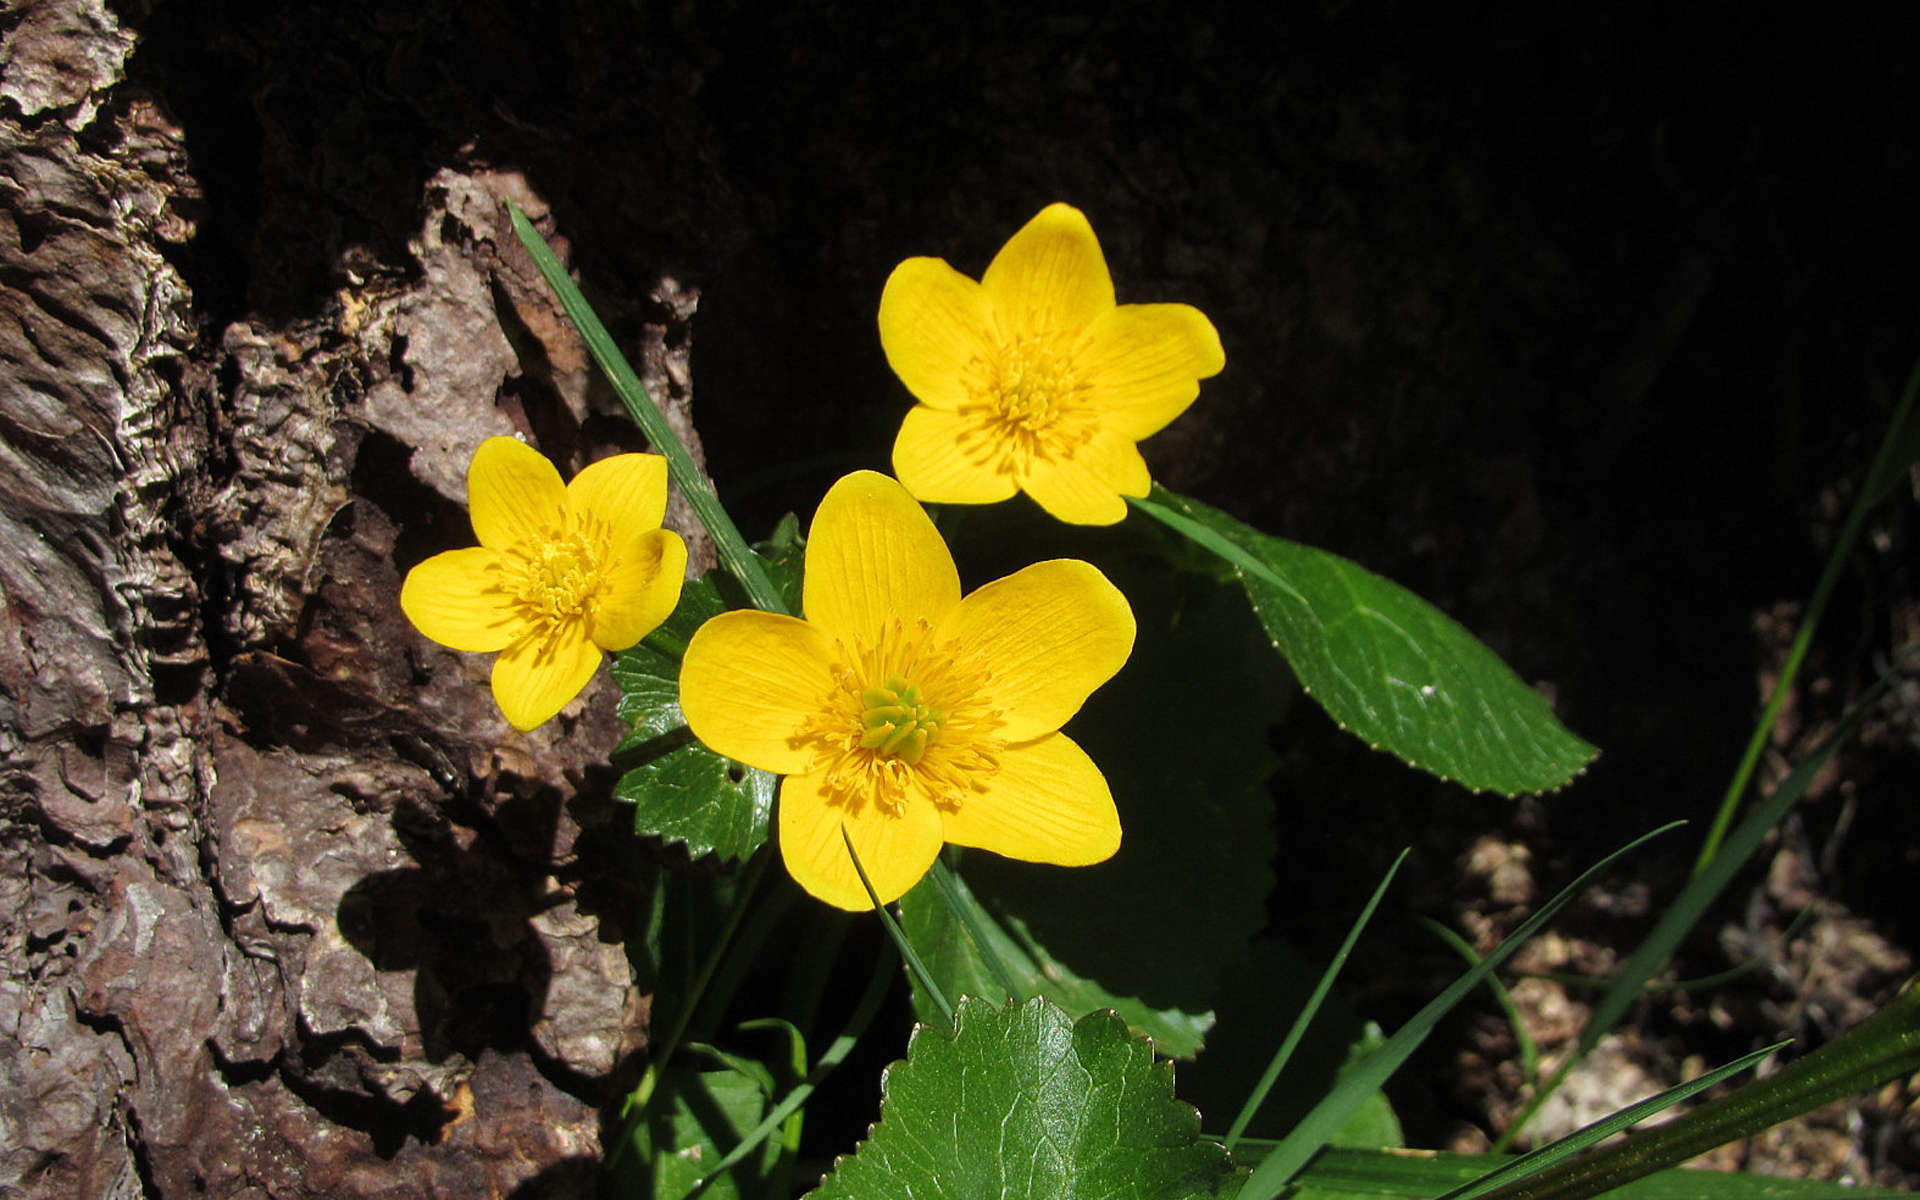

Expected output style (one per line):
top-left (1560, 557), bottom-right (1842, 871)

top-left (879, 202), bottom-right (1225, 525)
top-left (400, 437), bottom-right (688, 731)
top-left (679, 471), bottom-right (1133, 910)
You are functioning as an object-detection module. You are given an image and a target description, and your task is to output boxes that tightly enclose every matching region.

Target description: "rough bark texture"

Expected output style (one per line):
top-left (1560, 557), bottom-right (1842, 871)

top-left (2, 4), bottom-right (707, 1193)
top-left (3, 0), bottom-right (1917, 1196)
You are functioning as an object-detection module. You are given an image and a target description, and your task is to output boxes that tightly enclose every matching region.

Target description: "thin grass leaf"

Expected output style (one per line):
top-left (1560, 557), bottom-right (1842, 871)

top-left (1236, 823), bottom-right (1682, 1200)
top-left (1224, 848), bottom-right (1408, 1149)
top-left (1435, 1040), bottom-right (1786, 1200)
top-left (1280, 1147), bottom-right (1910, 1198)
top-left (1424, 918), bottom-right (1539, 1088)
top-left (1694, 354), bottom-right (1920, 871)
top-left (843, 827), bottom-right (953, 1025)
top-left (506, 201), bottom-right (787, 616)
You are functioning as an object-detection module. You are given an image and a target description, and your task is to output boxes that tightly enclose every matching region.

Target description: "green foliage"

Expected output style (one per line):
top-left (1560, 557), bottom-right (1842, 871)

top-left (1131, 487), bottom-right (1597, 795)
top-left (612, 573), bottom-right (776, 862)
top-left (810, 997), bottom-right (1239, 1200)
top-left (611, 540), bottom-right (805, 863)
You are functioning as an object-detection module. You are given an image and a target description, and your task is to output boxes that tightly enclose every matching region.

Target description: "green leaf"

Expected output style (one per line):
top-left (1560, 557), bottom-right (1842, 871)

top-left (899, 866), bottom-right (1214, 1056)
top-left (613, 1066), bottom-right (778, 1199)
top-left (1130, 487), bottom-right (1597, 795)
top-left (809, 997), bottom-right (1239, 1200)
top-left (896, 563), bottom-right (1279, 1058)
top-left (611, 573), bottom-right (775, 862)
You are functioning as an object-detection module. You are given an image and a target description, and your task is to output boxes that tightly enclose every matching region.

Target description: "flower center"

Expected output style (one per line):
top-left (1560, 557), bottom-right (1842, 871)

top-left (859, 676), bottom-right (947, 766)
top-left (960, 333), bottom-right (1099, 475)
top-left (508, 528), bottom-right (605, 626)
top-left (795, 619), bottom-right (1005, 817)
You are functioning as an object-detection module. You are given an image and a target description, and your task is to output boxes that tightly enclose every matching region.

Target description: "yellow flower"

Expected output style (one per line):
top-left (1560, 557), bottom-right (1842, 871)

top-left (400, 437), bottom-right (687, 731)
top-left (878, 202), bottom-right (1225, 526)
top-left (679, 471), bottom-right (1133, 910)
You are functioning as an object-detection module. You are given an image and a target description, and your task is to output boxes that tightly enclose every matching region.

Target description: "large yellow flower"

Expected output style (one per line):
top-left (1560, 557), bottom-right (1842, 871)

top-left (879, 202), bottom-right (1225, 526)
top-left (400, 436), bottom-right (687, 731)
top-left (679, 471), bottom-right (1133, 909)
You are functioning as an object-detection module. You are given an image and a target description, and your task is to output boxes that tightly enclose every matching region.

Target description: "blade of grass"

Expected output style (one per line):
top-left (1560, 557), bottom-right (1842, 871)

top-left (1475, 982), bottom-right (1920, 1200)
top-left (843, 827), bottom-right (952, 1026)
top-left (1424, 917), bottom-right (1539, 1090)
top-left (929, 857), bottom-right (1024, 1005)
top-left (1497, 666), bottom-right (1898, 1150)
top-left (506, 200), bottom-right (787, 617)
top-left (1694, 354), bottom-right (1920, 872)
top-left (1224, 847), bottom-right (1408, 1149)
top-left (1236, 822), bottom-right (1683, 1199)
top-left (1280, 1146), bottom-right (1910, 1198)
top-left (1435, 1040), bottom-right (1787, 1200)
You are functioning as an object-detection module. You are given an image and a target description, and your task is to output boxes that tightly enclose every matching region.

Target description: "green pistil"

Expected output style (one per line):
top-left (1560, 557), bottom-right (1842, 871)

top-left (859, 676), bottom-right (946, 766)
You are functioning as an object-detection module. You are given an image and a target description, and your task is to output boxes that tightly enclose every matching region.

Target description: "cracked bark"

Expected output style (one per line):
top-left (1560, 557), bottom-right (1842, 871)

top-left (2, 4), bottom-right (699, 1194)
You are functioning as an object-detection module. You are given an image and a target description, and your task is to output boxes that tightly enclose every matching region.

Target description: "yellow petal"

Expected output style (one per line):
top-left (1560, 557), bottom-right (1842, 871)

top-left (981, 203), bottom-right (1114, 336)
top-left (680, 611), bottom-right (836, 774)
top-left (940, 734), bottom-right (1120, 866)
top-left (490, 622), bottom-right (602, 731)
top-left (878, 257), bottom-right (993, 411)
top-left (778, 769), bottom-right (945, 910)
top-left (399, 547), bottom-right (522, 652)
top-left (589, 528), bottom-right (687, 651)
top-left (892, 405), bottom-right (1020, 505)
top-left (567, 451), bottom-right (669, 532)
top-left (469, 437), bottom-right (567, 550)
top-left (938, 559), bottom-right (1134, 740)
top-left (1082, 302), bottom-right (1226, 438)
top-left (1020, 432), bottom-right (1150, 526)
top-left (803, 471), bottom-right (961, 642)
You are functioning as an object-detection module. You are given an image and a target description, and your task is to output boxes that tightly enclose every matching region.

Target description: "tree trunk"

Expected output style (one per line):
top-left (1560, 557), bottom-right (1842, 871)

top-left (3, 4), bottom-right (710, 1193)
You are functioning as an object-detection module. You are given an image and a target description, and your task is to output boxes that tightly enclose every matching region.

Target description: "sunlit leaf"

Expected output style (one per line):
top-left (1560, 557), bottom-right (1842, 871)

top-left (809, 997), bottom-right (1239, 1199)
top-left (1131, 487), bottom-right (1596, 795)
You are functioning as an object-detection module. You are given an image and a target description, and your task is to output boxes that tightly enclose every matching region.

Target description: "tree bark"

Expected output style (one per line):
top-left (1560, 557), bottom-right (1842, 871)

top-left (2, 4), bottom-right (706, 1193)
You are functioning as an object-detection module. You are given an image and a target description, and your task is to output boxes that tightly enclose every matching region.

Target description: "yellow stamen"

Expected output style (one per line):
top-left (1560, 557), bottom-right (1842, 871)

top-left (505, 522), bottom-right (608, 627)
top-left (793, 620), bottom-right (1005, 817)
top-left (959, 333), bottom-right (1099, 475)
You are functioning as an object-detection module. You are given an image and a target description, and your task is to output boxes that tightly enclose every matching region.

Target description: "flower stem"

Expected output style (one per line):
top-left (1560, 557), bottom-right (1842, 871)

top-left (506, 201), bottom-right (789, 617)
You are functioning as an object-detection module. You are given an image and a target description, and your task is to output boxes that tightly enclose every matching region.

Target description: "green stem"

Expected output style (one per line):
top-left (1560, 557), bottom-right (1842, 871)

top-left (843, 827), bottom-right (954, 1026)
top-left (506, 201), bottom-right (788, 617)
top-left (1693, 355), bottom-right (1920, 872)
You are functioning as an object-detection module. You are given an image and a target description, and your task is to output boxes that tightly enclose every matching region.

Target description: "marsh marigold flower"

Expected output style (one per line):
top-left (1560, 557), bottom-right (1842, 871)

top-left (679, 471), bottom-right (1133, 909)
top-left (400, 436), bottom-right (687, 731)
top-left (878, 202), bottom-right (1225, 525)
